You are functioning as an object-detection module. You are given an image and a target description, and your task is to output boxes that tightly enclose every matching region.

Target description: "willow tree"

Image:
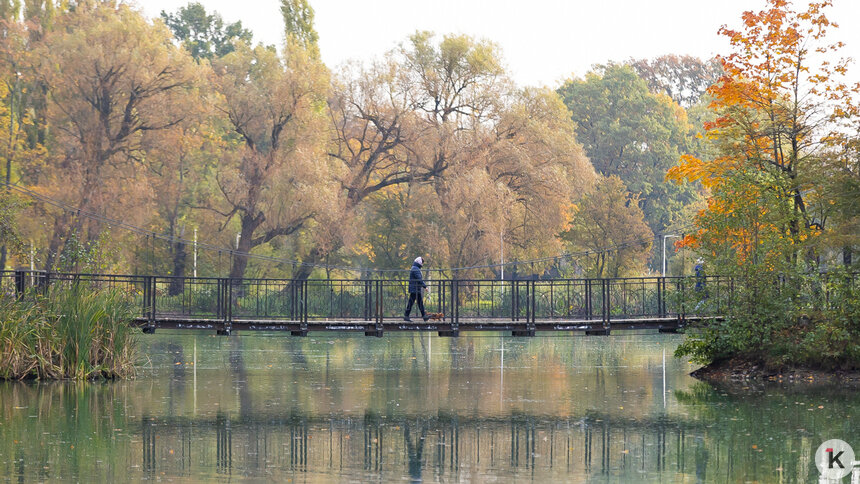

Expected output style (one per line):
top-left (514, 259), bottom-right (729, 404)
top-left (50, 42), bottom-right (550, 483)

top-left (473, 87), bottom-right (595, 273)
top-left (34, 3), bottom-right (199, 271)
top-left (331, 34), bottom-right (594, 275)
top-left (403, 34), bottom-right (595, 273)
top-left (315, 32), bottom-right (511, 275)
top-left (287, 33), bottom-right (507, 277)
top-left (139, 80), bottom-right (217, 290)
top-left (209, 41), bottom-right (330, 280)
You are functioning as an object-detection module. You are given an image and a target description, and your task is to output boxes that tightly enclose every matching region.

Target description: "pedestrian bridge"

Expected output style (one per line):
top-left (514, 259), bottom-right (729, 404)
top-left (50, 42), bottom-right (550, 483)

top-left (5, 271), bottom-right (728, 337)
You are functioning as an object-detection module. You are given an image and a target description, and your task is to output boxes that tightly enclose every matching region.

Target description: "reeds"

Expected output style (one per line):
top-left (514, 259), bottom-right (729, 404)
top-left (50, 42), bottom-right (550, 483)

top-left (0, 285), bottom-right (139, 380)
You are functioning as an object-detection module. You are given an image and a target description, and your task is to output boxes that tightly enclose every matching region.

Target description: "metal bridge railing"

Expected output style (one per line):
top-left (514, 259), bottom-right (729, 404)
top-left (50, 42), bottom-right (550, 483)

top-left (2, 270), bottom-right (854, 334)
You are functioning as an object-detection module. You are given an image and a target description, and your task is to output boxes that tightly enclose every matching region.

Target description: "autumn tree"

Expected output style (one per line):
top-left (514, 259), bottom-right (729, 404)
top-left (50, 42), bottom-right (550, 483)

top-left (208, 41), bottom-right (330, 280)
top-left (139, 82), bottom-right (218, 292)
top-left (301, 32), bottom-right (512, 277)
top-left (670, 0), bottom-right (860, 369)
top-left (160, 2), bottom-right (253, 61)
top-left (460, 87), bottom-right (594, 273)
top-left (0, 16), bottom-right (38, 269)
top-left (398, 33), bottom-right (592, 273)
top-left (33, 2), bottom-right (199, 270)
top-left (668, 0), bottom-right (856, 269)
top-left (563, 176), bottom-right (653, 278)
top-left (322, 33), bottom-right (594, 276)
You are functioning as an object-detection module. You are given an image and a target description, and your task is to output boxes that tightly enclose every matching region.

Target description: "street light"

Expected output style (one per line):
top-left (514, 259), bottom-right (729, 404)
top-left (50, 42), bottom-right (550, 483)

top-left (662, 234), bottom-right (680, 277)
top-left (499, 230), bottom-right (504, 280)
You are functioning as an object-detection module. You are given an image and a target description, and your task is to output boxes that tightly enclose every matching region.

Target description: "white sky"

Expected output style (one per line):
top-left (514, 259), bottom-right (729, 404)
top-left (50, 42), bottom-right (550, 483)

top-left (135, 0), bottom-right (860, 88)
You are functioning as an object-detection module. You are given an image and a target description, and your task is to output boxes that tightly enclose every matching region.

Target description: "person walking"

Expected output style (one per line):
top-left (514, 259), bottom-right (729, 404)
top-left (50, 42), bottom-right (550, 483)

top-left (694, 258), bottom-right (708, 311)
top-left (404, 256), bottom-right (428, 322)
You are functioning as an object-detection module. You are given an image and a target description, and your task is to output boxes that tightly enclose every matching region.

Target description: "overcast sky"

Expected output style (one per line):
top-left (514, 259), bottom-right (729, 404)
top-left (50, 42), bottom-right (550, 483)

top-left (135, 0), bottom-right (860, 88)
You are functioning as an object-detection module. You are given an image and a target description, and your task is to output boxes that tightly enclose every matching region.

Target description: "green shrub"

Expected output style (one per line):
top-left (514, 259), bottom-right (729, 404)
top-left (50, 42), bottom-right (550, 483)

top-left (676, 271), bottom-right (860, 371)
top-left (0, 285), bottom-right (139, 380)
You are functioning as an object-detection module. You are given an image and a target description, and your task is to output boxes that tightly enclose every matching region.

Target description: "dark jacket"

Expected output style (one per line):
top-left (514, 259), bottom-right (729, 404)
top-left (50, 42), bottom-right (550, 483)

top-left (694, 263), bottom-right (705, 291)
top-left (408, 262), bottom-right (426, 294)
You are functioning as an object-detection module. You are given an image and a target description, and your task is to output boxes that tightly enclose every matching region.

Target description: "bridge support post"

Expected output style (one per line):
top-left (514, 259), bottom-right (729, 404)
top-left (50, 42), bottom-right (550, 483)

top-left (293, 280), bottom-right (309, 336)
top-left (142, 275), bottom-right (157, 334)
top-left (37, 271), bottom-right (50, 295)
top-left (585, 278), bottom-right (592, 320)
top-left (586, 279), bottom-right (610, 336)
top-left (439, 279), bottom-right (459, 337)
top-left (216, 278), bottom-right (233, 336)
top-left (657, 277), bottom-right (665, 318)
top-left (512, 280), bottom-right (535, 336)
top-left (365, 279), bottom-right (383, 337)
top-left (511, 279), bottom-right (517, 323)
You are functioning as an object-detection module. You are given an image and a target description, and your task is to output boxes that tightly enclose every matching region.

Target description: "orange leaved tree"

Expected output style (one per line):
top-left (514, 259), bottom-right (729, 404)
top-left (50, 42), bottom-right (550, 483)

top-left (668, 0), bottom-right (860, 369)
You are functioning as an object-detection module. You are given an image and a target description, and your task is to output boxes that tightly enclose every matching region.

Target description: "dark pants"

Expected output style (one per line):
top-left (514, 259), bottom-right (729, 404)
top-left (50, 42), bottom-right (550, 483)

top-left (404, 292), bottom-right (425, 318)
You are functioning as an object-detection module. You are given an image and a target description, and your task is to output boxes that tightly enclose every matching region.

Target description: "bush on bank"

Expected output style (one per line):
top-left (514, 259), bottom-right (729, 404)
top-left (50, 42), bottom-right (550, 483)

top-left (676, 270), bottom-right (860, 372)
top-left (0, 285), bottom-right (139, 380)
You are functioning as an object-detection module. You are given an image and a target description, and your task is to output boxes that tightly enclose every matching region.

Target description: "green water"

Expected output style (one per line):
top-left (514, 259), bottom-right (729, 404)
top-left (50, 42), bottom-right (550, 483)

top-left (0, 332), bottom-right (856, 482)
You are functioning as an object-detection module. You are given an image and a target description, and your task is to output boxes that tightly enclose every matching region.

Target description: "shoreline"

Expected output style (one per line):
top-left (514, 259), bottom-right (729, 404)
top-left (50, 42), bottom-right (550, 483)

top-left (691, 357), bottom-right (860, 385)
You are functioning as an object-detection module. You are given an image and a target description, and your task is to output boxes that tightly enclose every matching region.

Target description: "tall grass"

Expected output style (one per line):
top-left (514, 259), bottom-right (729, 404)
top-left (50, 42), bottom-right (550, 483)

top-left (0, 285), bottom-right (139, 380)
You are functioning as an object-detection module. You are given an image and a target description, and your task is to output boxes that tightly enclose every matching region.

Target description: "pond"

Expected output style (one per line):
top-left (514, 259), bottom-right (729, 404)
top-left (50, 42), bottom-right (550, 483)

top-left (0, 332), bottom-right (856, 482)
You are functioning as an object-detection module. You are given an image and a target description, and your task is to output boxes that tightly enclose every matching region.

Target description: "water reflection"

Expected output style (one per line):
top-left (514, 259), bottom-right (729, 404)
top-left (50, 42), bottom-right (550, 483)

top-left (134, 410), bottom-right (716, 481)
top-left (1, 333), bottom-right (857, 482)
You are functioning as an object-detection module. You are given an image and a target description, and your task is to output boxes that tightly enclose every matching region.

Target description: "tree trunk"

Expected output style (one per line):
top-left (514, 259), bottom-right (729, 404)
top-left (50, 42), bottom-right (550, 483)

top-left (291, 246), bottom-right (324, 281)
top-left (168, 240), bottom-right (187, 296)
top-left (44, 214), bottom-right (74, 272)
top-left (228, 214), bottom-right (262, 281)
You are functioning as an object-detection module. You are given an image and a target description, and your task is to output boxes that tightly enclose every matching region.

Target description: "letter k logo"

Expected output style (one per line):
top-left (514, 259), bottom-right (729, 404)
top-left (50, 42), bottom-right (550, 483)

top-left (827, 448), bottom-right (845, 469)
top-left (816, 440), bottom-right (854, 479)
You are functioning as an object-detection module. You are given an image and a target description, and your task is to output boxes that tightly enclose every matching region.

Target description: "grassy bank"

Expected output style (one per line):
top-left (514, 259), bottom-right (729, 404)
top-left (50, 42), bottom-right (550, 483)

top-left (0, 285), bottom-right (139, 380)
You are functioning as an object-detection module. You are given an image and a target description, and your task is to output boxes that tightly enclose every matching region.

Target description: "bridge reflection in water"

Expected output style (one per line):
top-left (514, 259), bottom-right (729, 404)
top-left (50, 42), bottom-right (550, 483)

top-left (138, 411), bottom-right (710, 481)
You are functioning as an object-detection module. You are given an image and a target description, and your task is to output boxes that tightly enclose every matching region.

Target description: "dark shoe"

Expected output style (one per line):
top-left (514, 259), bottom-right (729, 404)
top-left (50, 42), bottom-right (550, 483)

top-left (422, 315), bottom-right (429, 322)
top-left (403, 316), bottom-right (411, 322)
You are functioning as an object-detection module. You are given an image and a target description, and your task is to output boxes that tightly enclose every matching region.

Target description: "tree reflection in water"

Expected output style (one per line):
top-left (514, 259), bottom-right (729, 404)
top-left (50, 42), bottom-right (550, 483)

top-left (1, 333), bottom-right (858, 482)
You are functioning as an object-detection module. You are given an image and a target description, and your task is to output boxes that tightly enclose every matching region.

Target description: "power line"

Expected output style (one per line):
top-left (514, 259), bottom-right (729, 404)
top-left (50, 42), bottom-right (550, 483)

top-left (3, 181), bottom-right (694, 274)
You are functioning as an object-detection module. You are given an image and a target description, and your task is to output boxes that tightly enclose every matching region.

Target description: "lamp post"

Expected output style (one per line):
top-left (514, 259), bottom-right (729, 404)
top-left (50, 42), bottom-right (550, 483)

top-left (500, 230), bottom-right (504, 280)
top-left (662, 234), bottom-right (680, 277)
